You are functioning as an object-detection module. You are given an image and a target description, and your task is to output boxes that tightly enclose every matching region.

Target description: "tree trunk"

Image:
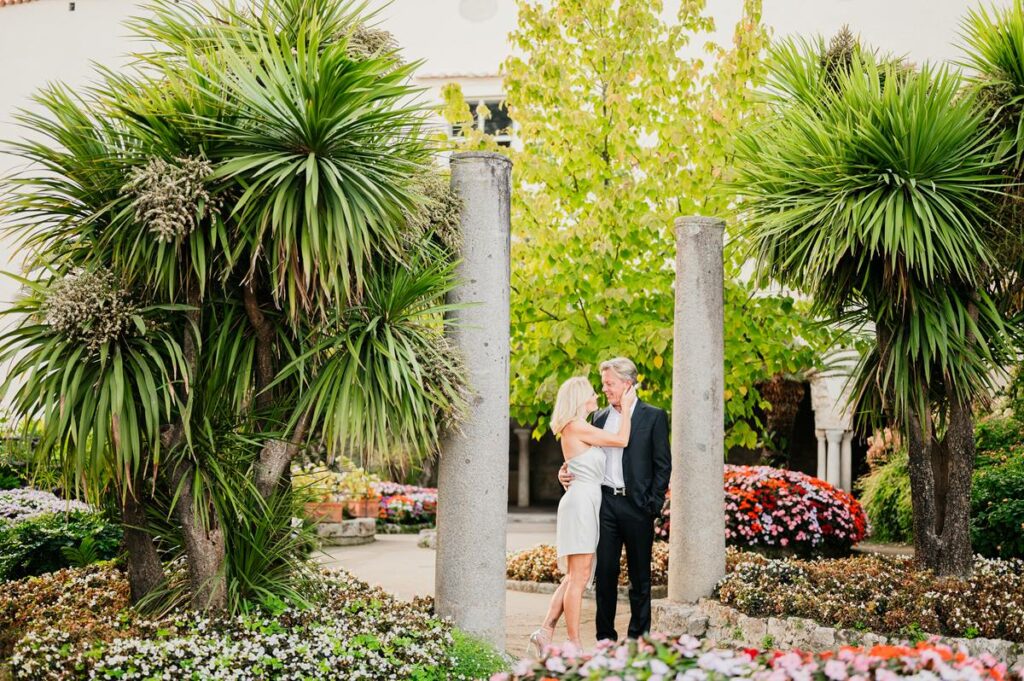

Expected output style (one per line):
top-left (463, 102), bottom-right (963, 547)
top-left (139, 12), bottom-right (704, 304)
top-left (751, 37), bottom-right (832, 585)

top-left (120, 489), bottom-right (165, 603)
top-left (939, 393), bottom-right (976, 575)
top-left (905, 398), bottom-right (976, 577)
top-left (172, 462), bottom-right (227, 611)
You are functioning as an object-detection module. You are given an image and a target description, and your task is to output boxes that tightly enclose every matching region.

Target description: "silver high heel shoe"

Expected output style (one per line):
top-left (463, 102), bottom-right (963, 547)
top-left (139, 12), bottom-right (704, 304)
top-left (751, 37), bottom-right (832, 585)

top-left (526, 626), bottom-right (552, 657)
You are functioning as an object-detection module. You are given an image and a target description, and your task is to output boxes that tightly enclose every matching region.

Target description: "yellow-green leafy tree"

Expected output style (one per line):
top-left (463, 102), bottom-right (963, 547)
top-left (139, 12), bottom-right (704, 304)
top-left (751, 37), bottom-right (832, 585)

top-left (497, 0), bottom-right (839, 447)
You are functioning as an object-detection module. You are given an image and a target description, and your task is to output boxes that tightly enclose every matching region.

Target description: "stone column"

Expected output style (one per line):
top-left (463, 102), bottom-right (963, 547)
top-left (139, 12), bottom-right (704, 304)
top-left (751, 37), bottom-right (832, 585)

top-left (815, 430), bottom-right (827, 480)
top-left (436, 151), bottom-right (512, 649)
top-left (840, 431), bottom-right (854, 491)
top-left (825, 429), bottom-right (843, 487)
top-left (669, 216), bottom-right (725, 602)
top-left (514, 427), bottom-right (531, 508)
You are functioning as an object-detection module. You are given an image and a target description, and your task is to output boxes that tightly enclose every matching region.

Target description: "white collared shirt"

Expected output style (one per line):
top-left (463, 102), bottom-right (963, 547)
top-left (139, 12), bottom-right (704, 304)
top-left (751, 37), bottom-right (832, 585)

top-left (601, 400), bottom-right (637, 487)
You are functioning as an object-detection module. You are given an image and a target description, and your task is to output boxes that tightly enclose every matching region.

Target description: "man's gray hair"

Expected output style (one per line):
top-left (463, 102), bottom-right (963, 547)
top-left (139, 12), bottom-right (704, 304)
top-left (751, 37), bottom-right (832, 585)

top-left (599, 357), bottom-right (638, 385)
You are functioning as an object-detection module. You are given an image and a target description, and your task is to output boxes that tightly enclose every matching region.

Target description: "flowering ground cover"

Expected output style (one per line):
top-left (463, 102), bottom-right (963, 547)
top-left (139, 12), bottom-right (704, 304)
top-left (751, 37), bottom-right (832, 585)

top-left (0, 488), bottom-right (91, 525)
top-left (507, 543), bottom-right (669, 587)
top-left (1, 564), bottom-right (506, 680)
top-left (492, 633), bottom-right (1023, 681)
top-left (656, 466), bottom-right (868, 556)
top-left (718, 550), bottom-right (1024, 643)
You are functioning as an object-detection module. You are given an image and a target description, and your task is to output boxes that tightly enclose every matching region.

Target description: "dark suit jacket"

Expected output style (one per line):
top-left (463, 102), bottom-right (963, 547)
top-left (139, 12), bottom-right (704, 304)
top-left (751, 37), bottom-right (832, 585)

top-left (593, 400), bottom-right (671, 516)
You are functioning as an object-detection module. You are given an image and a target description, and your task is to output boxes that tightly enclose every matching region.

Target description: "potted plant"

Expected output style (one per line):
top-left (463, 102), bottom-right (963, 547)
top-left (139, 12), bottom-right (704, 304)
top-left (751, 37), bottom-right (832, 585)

top-left (337, 466), bottom-right (381, 518)
top-left (293, 466), bottom-right (346, 523)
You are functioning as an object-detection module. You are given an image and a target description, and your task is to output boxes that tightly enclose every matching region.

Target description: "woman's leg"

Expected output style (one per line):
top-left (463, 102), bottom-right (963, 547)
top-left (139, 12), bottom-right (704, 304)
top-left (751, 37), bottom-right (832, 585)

top-left (562, 553), bottom-right (595, 646)
top-left (541, 575), bottom-right (568, 631)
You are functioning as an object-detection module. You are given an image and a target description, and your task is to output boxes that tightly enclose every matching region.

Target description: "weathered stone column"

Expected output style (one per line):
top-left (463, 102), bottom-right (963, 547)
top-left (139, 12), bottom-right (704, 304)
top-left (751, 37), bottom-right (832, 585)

top-left (668, 216), bottom-right (725, 602)
top-left (826, 429), bottom-right (843, 487)
top-left (436, 152), bottom-right (512, 649)
top-left (840, 431), bottom-right (853, 491)
top-left (815, 430), bottom-right (827, 480)
top-left (514, 427), bottom-right (531, 507)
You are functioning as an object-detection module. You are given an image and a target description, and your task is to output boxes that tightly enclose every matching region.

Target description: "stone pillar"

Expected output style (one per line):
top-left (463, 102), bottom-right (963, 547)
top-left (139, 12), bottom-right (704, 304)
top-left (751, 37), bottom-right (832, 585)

top-left (514, 427), bottom-right (531, 508)
top-left (669, 216), bottom-right (725, 602)
top-left (815, 430), bottom-right (827, 480)
top-left (840, 431), bottom-right (854, 491)
top-left (436, 152), bottom-right (512, 649)
top-left (825, 429), bottom-right (843, 487)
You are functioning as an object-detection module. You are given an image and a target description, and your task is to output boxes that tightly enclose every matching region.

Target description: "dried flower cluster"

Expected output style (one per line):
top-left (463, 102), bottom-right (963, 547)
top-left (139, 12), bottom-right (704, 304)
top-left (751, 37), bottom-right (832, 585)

top-left (506, 542), bottom-right (669, 587)
top-left (422, 335), bottom-right (470, 431)
top-left (717, 549), bottom-right (1024, 643)
top-left (493, 632), bottom-right (1023, 681)
top-left (406, 172), bottom-right (464, 252)
top-left (346, 24), bottom-right (400, 61)
top-left (821, 25), bottom-right (860, 88)
top-left (124, 155), bottom-right (213, 243)
top-left (7, 564), bottom-right (473, 680)
top-left (44, 270), bottom-right (138, 352)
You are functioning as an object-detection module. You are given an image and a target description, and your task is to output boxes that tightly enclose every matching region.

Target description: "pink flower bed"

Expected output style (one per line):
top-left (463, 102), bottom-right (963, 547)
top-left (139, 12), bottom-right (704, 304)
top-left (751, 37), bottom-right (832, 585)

top-left (655, 465), bottom-right (868, 556)
top-left (493, 634), bottom-right (1023, 681)
top-left (371, 482), bottom-right (437, 524)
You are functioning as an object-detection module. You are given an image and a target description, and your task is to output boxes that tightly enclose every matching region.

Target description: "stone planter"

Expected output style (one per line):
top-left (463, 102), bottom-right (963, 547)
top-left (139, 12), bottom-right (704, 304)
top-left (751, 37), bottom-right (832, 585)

top-left (316, 518), bottom-right (376, 546)
top-left (304, 501), bottom-right (346, 523)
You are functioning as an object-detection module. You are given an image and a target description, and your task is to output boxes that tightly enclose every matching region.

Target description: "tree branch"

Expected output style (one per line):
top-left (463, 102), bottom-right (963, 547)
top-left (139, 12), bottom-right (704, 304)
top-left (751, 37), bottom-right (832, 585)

top-left (242, 281), bottom-right (276, 412)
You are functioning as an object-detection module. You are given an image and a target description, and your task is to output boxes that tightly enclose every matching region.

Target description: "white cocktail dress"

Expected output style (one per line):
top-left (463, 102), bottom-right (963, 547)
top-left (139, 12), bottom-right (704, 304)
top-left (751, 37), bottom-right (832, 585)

top-left (555, 446), bottom-right (606, 585)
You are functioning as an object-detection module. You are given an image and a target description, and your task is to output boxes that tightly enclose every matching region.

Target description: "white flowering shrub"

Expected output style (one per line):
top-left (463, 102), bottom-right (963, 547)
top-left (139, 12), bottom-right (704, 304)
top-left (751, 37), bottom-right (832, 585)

top-left (7, 565), bottom-right (496, 680)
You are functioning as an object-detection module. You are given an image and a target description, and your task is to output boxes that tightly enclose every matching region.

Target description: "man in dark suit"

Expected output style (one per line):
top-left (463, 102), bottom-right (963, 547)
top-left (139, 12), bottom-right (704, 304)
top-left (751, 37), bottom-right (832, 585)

top-left (558, 356), bottom-right (671, 642)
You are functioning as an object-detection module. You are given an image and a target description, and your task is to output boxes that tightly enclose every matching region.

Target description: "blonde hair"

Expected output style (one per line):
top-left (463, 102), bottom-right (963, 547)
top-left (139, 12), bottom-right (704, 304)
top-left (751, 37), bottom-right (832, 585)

top-left (550, 376), bottom-right (596, 435)
top-left (599, 357), bottom-right (638, 385)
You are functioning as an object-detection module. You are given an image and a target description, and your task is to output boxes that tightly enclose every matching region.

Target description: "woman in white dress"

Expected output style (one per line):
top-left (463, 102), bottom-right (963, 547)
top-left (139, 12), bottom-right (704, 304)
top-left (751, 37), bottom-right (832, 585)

top-left (528, 376), bottom-right (636, 654)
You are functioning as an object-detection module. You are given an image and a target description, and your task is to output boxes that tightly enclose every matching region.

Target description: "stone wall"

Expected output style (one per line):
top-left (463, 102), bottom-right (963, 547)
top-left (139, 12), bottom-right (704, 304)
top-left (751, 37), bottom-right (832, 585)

top-left (653, 598), bottom-right (1024, 668)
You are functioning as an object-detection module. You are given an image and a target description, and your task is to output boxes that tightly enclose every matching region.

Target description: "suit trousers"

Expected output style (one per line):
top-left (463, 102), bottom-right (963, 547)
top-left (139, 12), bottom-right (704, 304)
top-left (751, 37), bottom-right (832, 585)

top-left (594, 489), bottom-right (655, 641)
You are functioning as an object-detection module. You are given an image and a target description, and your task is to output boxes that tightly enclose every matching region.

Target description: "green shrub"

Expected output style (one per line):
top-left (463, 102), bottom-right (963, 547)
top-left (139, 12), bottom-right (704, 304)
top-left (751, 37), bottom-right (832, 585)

top-left (856, 449), bottom-right (914, 543)
top-left (0, 512), bottom-right (122, 581)
top-left (858, 440), bottom-right (1024, 558)
top-left (974, 415), bottom-right (1024, 454)
top-left (441, 629), bottom-right (509, 680)
top-left (971, 454), bottom-right (1024, 559)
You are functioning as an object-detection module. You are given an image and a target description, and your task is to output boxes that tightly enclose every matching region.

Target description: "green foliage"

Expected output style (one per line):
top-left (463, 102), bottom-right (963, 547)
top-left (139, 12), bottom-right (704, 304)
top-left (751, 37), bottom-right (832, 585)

top-left (732, 38), bottom-right (1015, 430)
top-left (0, 512), bottom-right (122, 581)
top-left (858, 425), bottom-right (1024, 556)
top-left (974, 415), bottom-right (1024, 454)
top-left (971, 452), bottom-right (1024, 559)
top-left (60, 536), bottom-right (102, 568)
top-left (440, 629), bottom-right (510, 680)
top-left (496, 0), bottom-right (837, 446)
top-left (856, 450), bottom-right (914, 543)
top-left (960, 0), bottom-right (1024, 173)
top-left (0, 0), bottom-right (468, 610)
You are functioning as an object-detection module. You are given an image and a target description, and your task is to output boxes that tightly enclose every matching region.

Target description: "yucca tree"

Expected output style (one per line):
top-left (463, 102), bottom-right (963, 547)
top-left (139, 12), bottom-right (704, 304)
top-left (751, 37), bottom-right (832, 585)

top-left (730, 35), bottom-right (1020, 576)
top-left (0, 0), bottom-right (466, 610)
top-left (960, 0), bottom-right (1024, 315)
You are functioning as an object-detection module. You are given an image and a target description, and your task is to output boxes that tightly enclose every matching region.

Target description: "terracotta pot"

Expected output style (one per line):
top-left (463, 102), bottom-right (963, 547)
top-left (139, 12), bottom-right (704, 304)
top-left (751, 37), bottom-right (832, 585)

top-left (345, 498), bottom-right (380, 518)
top-left (304, 501), bottom-right (346, 523)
